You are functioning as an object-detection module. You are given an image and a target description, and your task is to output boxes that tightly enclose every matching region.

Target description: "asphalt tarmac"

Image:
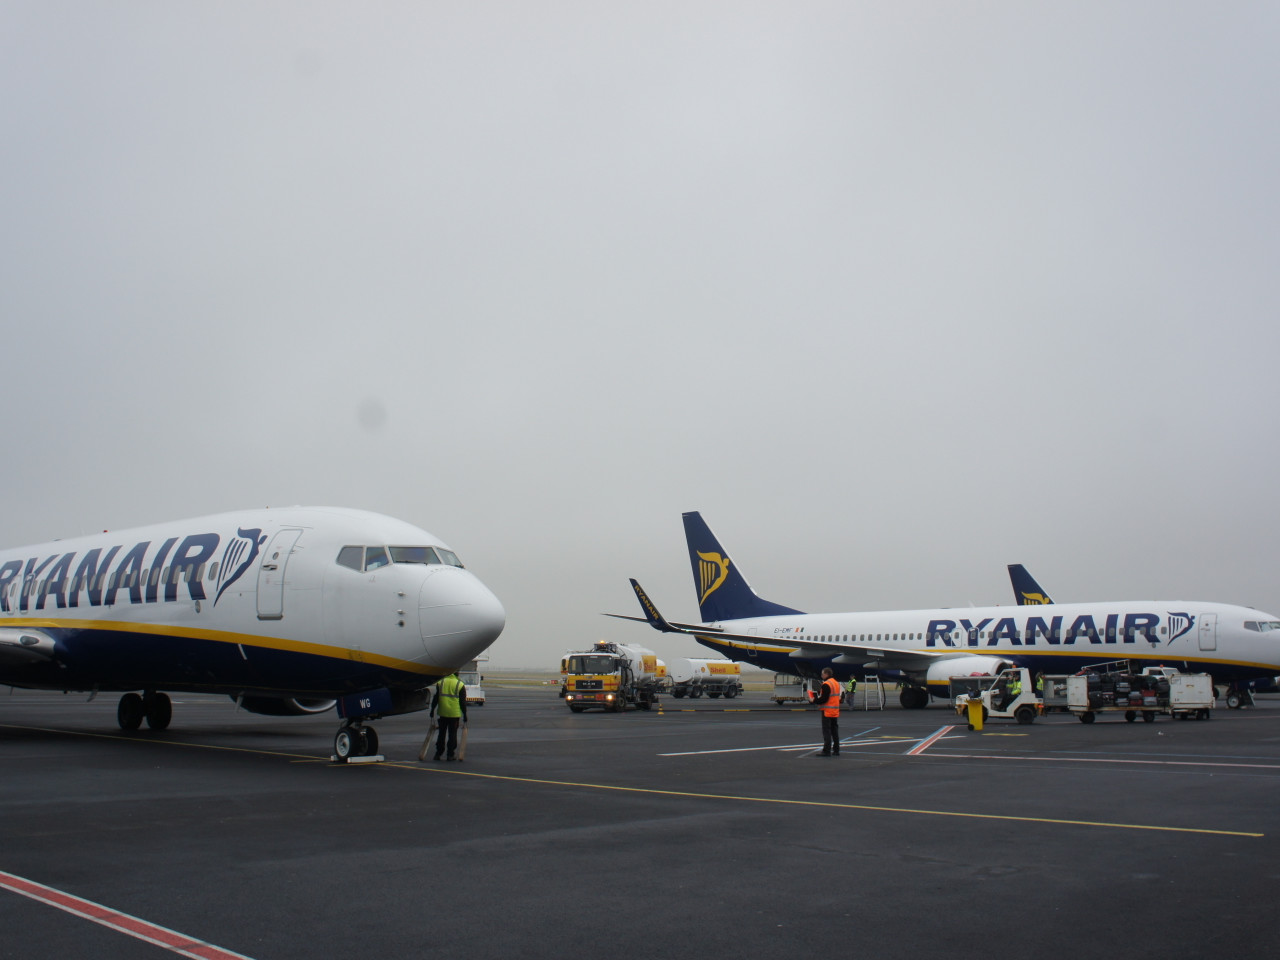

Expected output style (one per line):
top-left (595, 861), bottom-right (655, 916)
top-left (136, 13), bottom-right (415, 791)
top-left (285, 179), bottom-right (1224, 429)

top-left (2, 685), bottom-right (1279, 960)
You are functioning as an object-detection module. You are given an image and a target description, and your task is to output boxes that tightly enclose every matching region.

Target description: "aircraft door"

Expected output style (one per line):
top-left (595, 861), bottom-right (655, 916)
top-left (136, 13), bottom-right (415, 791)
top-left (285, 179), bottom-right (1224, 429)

top-left (257, 529), bottom-right (303, 620)
top-left (1198, 613), bottom-right (1218, 651)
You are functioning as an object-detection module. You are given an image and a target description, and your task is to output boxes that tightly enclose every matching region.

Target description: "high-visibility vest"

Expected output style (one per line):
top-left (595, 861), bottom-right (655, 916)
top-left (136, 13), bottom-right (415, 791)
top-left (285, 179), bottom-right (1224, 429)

top-left (822, 678), bottom-right (842, 717)
top-left (1035, 675), bottom-right (1044, 693)
top-left (1008, 677), bottom-right (1022, 697)
top-left (437, 675), bottom-right (464, 718)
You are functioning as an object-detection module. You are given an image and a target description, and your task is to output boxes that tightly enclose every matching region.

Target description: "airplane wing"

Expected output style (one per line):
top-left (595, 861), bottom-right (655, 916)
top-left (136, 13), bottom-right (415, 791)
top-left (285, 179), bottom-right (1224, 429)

top-left (610, 579), bottom-right (947, 670)
top-left (0, 629), bottom-right (57, 666)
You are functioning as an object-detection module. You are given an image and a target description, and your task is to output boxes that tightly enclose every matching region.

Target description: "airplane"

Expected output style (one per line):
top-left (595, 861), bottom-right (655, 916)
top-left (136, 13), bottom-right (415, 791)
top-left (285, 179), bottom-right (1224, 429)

top-left (1008, 563), bottom-right (1054, 605)
top-left (0, 506), bottom-right (505, 759)
top-left (611, 511), bottom-right (1280, 709)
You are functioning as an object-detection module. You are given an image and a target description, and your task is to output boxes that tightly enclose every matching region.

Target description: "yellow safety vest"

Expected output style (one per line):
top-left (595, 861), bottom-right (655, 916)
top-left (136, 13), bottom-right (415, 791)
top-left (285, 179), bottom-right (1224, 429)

top-left (437, 675), bottom-right (464, 718)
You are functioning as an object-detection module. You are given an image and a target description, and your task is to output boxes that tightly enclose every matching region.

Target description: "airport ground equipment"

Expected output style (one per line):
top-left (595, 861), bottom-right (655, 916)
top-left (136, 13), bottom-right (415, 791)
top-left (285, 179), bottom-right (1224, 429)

top-left (1067, 662), bottom-right (1214, 723)
top-left (771, 673), bottom-right (809, 705)
top-left (953, 667), bottom-right (1042, 726)
top-left (460, 654), bottom-right (487, 706)
top-left (665, 657), bottom-right (743, 699)
top-left (563, 640), bottom-right (661, 712)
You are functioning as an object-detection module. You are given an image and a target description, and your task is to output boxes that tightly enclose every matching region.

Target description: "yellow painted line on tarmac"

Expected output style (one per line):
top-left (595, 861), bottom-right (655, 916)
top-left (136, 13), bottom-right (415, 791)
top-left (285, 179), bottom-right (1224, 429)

top-left (385, 762), bottom-right (1263, 838)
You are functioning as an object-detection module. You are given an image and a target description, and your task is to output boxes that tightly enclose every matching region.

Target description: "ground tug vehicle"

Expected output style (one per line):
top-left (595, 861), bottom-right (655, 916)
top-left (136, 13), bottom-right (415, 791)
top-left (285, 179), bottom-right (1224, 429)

top-left (953, 667), bottom-right (1041, 727)
top-left (563, 641), bottom-right (661, 712)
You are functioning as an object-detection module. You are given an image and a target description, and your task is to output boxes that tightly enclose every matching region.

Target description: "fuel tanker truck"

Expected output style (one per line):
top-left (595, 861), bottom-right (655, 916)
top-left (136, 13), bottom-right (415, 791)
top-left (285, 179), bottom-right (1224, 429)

top-left (666, 657), bottom-right (743, 699)
top-left (563, 640), bottom-right (661, 713)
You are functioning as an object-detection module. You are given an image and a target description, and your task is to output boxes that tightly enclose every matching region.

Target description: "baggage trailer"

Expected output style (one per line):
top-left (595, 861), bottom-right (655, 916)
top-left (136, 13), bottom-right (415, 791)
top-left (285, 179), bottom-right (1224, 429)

top-left (771, 674), bottom-right (810, 705)
top-left (1067, 662), bottom-right (1214, 724)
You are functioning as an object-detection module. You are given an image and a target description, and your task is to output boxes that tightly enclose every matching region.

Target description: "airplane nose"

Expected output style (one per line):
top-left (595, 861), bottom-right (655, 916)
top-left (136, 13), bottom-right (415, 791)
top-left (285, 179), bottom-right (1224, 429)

top-left (419, 569), bottom-right (506, 658)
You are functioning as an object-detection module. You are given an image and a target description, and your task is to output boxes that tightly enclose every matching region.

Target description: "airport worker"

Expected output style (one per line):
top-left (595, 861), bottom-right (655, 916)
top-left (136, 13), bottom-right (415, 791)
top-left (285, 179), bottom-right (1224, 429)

top-left (845, 677), bottom-right (857, 711)
top-left (430, 671), bottom-right (468, 761)
top-left (1002, 669), bottom-right (1022, 710)
top-left (1035, 673), bottom-right (1044, 695)
top-left (815, 668), bottom-right (842, 756)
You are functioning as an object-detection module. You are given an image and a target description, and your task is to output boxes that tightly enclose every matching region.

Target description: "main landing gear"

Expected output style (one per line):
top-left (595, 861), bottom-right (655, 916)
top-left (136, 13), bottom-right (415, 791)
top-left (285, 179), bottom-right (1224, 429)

top-left (116, 691), bottom-right (172, 731)
top-left (898, 685), bottom-right (930, 709)
top-left (333, 722), bottom-right (380, 762)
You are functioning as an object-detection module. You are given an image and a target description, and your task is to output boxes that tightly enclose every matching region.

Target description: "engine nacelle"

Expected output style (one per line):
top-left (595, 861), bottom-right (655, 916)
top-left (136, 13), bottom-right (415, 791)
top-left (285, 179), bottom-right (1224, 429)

top-left (234, 696), bottom-right (336, 717)
top-left (924, 655), bottom-right (1012, 686)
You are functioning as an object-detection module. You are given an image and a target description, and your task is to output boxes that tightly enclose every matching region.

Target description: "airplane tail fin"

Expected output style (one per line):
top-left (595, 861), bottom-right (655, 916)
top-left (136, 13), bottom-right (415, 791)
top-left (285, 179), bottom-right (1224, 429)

top-left (682, 512), bottom-right (803, 622)
top-left (1008, 564), bottom-right (1054, 605)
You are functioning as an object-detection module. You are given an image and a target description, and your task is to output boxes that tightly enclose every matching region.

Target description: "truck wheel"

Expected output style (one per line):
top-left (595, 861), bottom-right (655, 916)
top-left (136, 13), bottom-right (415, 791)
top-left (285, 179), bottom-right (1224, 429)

top-left (1015, 706), bottom-right (1035, 725)
top-left (639, 701), bottom-right (651, 711)
top-left (1079, 711), bottom-right (1095, 724)
top-left (1142, 711), bottom-right (1155, 723)
top-left (723, 688), bottom-right (737, 699)
top-left (1125, 711), bottom-right (1136, 723)
top-left (613, 698), bottom-right (626, 713)
top-left (569, 705), bottom-right (585, 713)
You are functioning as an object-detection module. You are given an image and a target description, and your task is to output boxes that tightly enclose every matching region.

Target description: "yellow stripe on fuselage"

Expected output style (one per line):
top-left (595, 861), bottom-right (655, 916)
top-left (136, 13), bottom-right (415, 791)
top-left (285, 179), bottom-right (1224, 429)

top-left (4, 617), bottom-right (443, 677)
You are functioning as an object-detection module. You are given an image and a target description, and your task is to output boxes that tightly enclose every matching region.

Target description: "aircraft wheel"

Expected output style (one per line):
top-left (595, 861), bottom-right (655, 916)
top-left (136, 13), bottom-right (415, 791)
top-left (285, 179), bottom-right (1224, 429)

top-left (1226, 693), bottom-right (1242, 709)
top-left (144, 692), bottom-right (172, 730)
top-left (117, 693), bottom-right (145, 731)
top-left (362, 726), bottom-right (379, 756)
top-left (334, 727), bottom-right (357, 761)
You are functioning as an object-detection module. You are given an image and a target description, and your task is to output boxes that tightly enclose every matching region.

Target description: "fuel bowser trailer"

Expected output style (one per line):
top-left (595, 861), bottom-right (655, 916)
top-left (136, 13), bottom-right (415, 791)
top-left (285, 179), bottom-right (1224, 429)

top-left (563, 641), bottom-right (661, 712)
top-left (666, 658), bottom-right (744, 699)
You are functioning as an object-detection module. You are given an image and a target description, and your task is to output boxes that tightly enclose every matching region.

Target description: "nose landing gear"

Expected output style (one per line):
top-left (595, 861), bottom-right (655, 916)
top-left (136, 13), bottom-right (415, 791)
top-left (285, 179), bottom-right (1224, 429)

top-left (333, 722), bottom-right (381, 762)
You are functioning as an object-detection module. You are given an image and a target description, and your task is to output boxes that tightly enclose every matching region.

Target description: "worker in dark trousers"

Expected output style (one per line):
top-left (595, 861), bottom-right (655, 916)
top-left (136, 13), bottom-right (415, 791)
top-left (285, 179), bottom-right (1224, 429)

top-left (430, 671), bottom-right (468, 761)
top-left (814, 667), bottom-right (843, 756)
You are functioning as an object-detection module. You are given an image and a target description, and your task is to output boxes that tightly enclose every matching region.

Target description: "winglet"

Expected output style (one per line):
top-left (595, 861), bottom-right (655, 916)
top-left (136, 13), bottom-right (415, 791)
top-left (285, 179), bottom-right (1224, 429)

top-left (629, 579), bottom-right (679, 633)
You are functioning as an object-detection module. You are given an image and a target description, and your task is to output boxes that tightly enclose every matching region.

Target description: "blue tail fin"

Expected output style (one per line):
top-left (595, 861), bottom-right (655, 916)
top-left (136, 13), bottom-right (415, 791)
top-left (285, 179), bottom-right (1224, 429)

top-left (1008, 564), bottom-right (1054, 605)
top-left (682, 512), bottom-right (803, 622)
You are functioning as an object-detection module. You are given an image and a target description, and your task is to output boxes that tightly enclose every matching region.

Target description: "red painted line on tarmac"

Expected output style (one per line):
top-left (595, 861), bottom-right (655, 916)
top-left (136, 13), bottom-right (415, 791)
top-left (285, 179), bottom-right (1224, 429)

top-left (906, 725), bottom-right (955, 755)
top-left (0, 871), bottom-right (255, 960)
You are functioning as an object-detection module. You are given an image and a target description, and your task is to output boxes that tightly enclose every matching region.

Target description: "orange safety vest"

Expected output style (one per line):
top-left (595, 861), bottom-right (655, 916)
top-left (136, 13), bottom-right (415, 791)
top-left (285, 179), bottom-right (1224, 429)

top-left (821, 677), bottom-right (842, 718)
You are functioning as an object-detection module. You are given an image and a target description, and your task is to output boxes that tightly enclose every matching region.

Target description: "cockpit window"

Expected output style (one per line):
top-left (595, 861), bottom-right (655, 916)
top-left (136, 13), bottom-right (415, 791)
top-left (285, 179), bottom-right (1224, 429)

top-left (336, 546), bottom-right (363, 571)
top-left (390, 546), bottom-right (440, 565)
top-left (365, 546), bottom-right (390, 570)
top-left (1245, 620), bottom-right (1280, 632)
top-left (436, 548), bottom-right (463, 568)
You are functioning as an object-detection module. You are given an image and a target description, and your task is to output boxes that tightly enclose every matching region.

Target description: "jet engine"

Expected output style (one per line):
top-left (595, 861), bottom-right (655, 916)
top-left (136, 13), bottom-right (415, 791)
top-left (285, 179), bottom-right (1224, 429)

top-left (925, 655), bottom-right (1012, 686)
top-left (233, 696), bottom-right (336, 716)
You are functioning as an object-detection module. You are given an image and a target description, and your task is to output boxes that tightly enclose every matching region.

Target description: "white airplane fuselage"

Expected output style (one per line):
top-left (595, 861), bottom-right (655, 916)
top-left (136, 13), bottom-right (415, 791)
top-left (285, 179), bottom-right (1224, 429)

top-left (0, 507), bottom-right (505, 713)
top-left (687, 600), bottom-right (1280, 695)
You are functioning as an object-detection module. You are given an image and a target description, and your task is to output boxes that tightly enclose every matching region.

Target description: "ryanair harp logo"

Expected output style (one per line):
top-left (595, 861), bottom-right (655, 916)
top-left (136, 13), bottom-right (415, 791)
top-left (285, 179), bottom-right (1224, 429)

top-left (697, 551), bottom-right (731, 605)
top-left (1020, 591), bottom-right (1051, 605)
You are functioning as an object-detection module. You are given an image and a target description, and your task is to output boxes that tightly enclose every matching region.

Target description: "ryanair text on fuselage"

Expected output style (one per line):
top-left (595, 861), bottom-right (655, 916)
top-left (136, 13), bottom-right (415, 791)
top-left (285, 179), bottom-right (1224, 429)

top-left (0, 528), bottom-right (258, 613)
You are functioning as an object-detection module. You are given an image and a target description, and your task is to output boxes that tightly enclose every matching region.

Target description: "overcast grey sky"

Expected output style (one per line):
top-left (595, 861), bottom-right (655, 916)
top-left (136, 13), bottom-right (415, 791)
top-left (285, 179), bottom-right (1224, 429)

top-left (3, 3), bottom-right (1278, 667)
